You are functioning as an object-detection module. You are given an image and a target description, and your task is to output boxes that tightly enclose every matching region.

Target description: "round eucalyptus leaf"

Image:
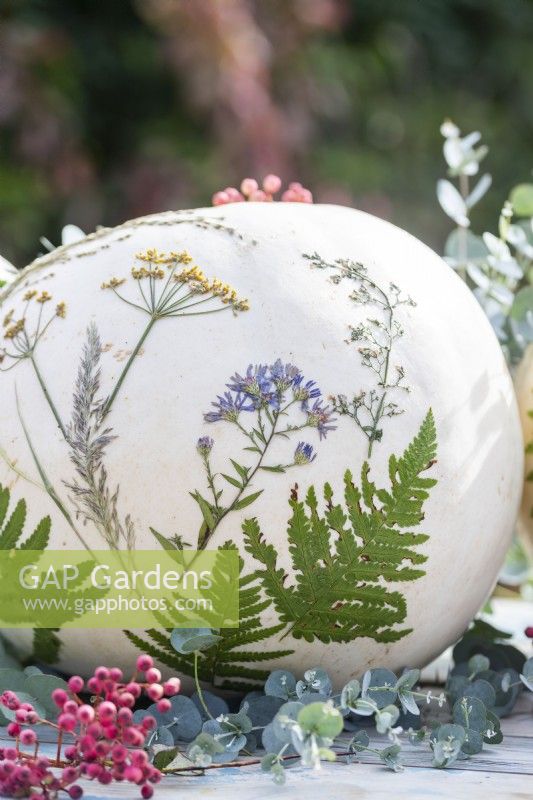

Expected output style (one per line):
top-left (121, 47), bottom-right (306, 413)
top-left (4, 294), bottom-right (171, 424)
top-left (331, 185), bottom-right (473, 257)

top-left (153, 695), bottom-right (203, 742)
top-left (340, 679), bottom-right (361, 711)
top-left (363, 668), bottom-right (397, 708)
top-left (190, 690), bottom-right (228, 721)
top-left (461, 728), bottom-right (483, 755)
top-left (452, 697), bottom-right (487, 733)
top-left (245, 695), bottom-right (284, 727)
top-left (265, 669), bottom-right (297, 699)
top-left (509, 183), bottom-right (533, 217)
top-left (460, 679), bottom-right (496, 710)
top-left (297, 702), bottom-right (343, 739)
top-left (170, 628), bottom-right (221, 654)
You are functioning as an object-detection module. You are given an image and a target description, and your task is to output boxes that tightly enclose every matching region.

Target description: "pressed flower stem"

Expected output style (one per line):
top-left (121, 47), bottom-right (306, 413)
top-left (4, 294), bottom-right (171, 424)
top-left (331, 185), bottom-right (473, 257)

top-left (30, 354), bottom-right (67, 439)
top-left (102, 316), bottom-right (156, 419)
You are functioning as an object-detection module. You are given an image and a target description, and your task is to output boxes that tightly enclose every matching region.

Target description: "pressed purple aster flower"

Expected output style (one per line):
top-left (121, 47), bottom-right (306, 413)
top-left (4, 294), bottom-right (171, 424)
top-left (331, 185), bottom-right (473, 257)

top-left (227, 364), bottom-right (277, 408)
top-left (294, 441), bottom-right (316, 465)
top-left (269, 359), bottom-right (301, 392)
top-left (292, 374), bottom-right (321, 406)
top-left (204, 391), bottom-right (254, 423)
top-left (196, 436), bottom-right (214, 456)
top-left (306, 399), bottom-right (337, 439)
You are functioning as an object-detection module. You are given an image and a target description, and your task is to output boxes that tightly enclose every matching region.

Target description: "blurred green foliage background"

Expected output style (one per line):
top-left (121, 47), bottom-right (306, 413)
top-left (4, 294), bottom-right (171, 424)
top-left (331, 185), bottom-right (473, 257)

top-left (0, 0), bottom-right (532, 266)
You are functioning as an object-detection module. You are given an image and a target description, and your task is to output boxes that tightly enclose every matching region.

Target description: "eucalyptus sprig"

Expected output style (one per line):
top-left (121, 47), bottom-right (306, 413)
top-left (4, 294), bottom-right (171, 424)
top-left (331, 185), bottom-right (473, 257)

top-left (437, 119), bottom-right (533, 364)
top-left (140, 622), bottom-right (531, 785)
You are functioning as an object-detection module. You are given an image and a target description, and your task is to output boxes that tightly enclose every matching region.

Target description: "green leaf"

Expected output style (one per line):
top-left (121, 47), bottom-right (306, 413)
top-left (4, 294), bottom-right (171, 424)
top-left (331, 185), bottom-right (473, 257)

top-left (230, 459), bottom-right (249, 479)
top-left (243, 410), bottom-right (437, 644)
top-left (221, 474), bottom-right (242, 489)
top-left (297, 701), bottom-right (343, 739)
top-left (509, 183), bottom-right (533, 217)
top-left (0, 498), bottom-right (26, 549)
top-left (20, 517), bottom-right (51, 550)
top-left (233, 491), bottom-right (263, 511)
top-left (191, 492), bottom-right (215, 531)
top-left (259, 465), bottom-right (286, 473)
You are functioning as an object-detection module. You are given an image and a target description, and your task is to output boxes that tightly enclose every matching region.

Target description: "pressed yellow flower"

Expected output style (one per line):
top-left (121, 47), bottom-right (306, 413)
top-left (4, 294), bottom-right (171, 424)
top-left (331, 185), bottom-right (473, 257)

top-left (4, 319), bottom-right (25, 339)
top-left (23, 290), bottom-right (38, 301)
top-left (36, 291), bottom-right (52, 304)
top-left (101, 277), bottom-right (126, 290)
top-left (3, 310), bottom-right (14, 328)
top-left (56, 302), bottom-right (67, 318)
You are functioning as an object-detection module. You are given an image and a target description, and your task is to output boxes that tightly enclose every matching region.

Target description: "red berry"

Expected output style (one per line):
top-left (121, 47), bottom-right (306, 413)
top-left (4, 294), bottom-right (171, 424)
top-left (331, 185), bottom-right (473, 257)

top-left (141, 785), bottom-right (154, 799)
top-left (525, 626), bottom-right (533, 638)
top-left (157, 698), bottom-right (171, 713)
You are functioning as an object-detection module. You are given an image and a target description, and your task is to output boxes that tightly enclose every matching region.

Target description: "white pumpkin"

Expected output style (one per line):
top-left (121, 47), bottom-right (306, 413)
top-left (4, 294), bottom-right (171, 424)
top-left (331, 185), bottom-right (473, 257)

top-left (515, 344), bottom-right (533, 559)
top-left (0, 203), bottom-right (523, 688)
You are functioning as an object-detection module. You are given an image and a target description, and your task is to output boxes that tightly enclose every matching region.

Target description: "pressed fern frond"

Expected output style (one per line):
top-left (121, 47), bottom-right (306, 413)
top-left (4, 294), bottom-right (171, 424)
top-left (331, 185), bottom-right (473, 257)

top-left (243, 409), bottom-right (437, 645)
top-left (0, 485), bottom-right (51, 550)
top-left (125, 543), bottom-right (293, 690)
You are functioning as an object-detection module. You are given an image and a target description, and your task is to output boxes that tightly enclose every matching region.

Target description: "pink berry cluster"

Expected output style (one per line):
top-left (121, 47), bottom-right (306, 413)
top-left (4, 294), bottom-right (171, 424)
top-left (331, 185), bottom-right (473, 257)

top-left (0, 655), bottom-right (180, 800)
top-left (212, 175), bottom-right (313, 205)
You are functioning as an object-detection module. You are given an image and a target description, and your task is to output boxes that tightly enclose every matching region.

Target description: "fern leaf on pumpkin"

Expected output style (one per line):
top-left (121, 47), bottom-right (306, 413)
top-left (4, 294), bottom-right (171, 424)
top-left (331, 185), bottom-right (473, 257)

top-left (243, 409), bottom-right (437, 645)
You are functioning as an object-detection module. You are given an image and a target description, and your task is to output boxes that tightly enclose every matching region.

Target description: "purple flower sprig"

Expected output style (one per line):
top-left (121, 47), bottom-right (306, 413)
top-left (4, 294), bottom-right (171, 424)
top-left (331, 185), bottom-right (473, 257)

top-left (193, 360), bottom-right (336, 549)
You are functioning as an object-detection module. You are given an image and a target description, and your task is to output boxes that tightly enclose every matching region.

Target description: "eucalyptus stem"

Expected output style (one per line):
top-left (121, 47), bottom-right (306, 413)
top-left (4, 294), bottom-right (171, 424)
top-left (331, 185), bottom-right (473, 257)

top-left (194, 651), bottom-right (213, 719)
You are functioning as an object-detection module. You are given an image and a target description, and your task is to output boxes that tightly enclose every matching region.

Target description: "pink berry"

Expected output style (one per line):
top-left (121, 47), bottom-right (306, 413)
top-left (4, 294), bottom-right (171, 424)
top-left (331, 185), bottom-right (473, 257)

top-left (63, 700), bottom-right (78, 715)
top-left (118, 691), bottom-right (135, 708)
top-left (249, 189), bottom-right (268, 201)
top-left (109, 667), bottom-right (123, 682)
top-left (77, 705), bottom-right (95, 725)
top-left (147, 684), bottom-right (164, 702)
top-left (68, 785), bottom-right (83, 799)
top-left (111, 744), bottom-right (127, 763)
top-left (87, 677), bottom-right (101, 693)
top-left (157, 698), bottom-right (171, 713)
top-left (141, 785), bottom-right (154, 799)
top-left (20, 728), bottom-right (37, 746)
top-left (163, 678), bottom-right (181, 696)
top-left (97, 701), bottom-right (117, 721)
top-left (117, 707), bottom-right (133, 725)
top-left (224, 187), bottom-right (245, 202)
top-left (58, 713), bottom-right (77, 732)
top-left (240, 178), bottom-right (259, 197)
top-left (212, 190), bottom-right (230, 206)
top-left (263, 174), bottom-right (282, 195)
top-left (141, 715), bottom-right (156, 731)
top-left (94, 666), bottom-right (109, 681)
top-left (125, 682), bottom-right (142, 698)
top-left (145, 668), bottom-right (161, 684)
top-left (124, 765), bottom-right (143, 784)
top-left (131, 749), bottom-right (148, 766)
top-left (52, 688), bottom-right (68, 708)
top-left (525, 626), bottom-right (533, 638)
top-left (15, 709), bottom-right (27, 723)
top-left (68, 676), bottom-right (84, 694)
top-left (62, 766), bottom-right (79, 784)
top-left (281, 188), bottom-right (298, 202)
top-left (7, 722), bottom-right (20, 737)
top-left (136, 655), bottom-right (154, 672)
top-left (64, 745), bottom-right (78, 761)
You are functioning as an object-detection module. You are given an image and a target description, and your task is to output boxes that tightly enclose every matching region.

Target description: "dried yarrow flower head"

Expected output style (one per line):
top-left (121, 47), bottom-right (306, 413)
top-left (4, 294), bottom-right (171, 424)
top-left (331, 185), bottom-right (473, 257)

top-left (0, 288), bottom-right (66, 371)
top-left (0, 655), bottom-right (180, 799)
top-left (101, 248), bottom-right (249, 316)
top-left (212, 175), bottom-right (313, 205)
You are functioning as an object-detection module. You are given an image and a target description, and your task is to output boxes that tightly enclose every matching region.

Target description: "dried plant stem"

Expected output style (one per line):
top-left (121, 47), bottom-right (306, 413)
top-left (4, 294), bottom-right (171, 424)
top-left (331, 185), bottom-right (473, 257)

top-left (29, 354), bottom-right (67, 439)
top-left (15, 387), bottom-right (92, 552)
top-left (101, 316), bottom-right (156, 419)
